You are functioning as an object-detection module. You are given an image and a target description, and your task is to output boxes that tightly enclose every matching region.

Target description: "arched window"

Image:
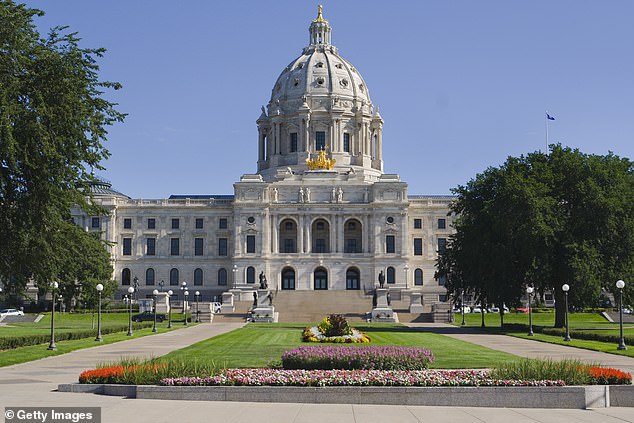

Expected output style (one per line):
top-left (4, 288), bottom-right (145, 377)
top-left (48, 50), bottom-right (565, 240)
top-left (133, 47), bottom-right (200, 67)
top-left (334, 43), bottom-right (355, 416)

top-left (346, 267), bottom-right (360, 290)
top-left (194, 268), bottom-right (203, 286)
top-left (314, 268), bottom-right (328, 290)
top-left (246, 266), bottom-right (256, 284)
top-left (344, 219), bottom-right (362, 253)
top-left (170, 268), bottom-right (179, 286)
top-left (282, 267), bottom-right (295, 290)
top-left (414, 268), bottom-right (423, 286)
top-left (279, 219), bottom-right (297, 253)
top-left (218, 268), bottom-right (227, 286)
top-left (122, 268), bottom-right (131, 285)
top-left (312, 219), bottom-right (330, 253)
top-left (145, 268), bottom-right (155, 286)
top-left (386, 266), bottom-right (395, 284)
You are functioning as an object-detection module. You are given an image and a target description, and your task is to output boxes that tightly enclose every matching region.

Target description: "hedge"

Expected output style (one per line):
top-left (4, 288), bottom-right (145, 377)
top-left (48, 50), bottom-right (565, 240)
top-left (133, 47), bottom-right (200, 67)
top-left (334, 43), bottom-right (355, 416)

top-left (500, 323), bottom-right (633, 345)
top-left (0, 322), bottom-right (154, 350)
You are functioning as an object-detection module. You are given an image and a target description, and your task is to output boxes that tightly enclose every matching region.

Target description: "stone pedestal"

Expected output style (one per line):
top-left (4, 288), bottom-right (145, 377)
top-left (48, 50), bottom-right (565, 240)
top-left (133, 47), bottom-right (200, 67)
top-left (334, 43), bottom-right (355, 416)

top-left (155, 293), bottom-right (170, 313)
top-left (251, 289), bottom-right (276, 323)
top-left (220, 291), bottom-right (235, 313)
top-left (409, 292), bottom-right (424, 313)
top-left (371, 288), bottom-right (396, 322)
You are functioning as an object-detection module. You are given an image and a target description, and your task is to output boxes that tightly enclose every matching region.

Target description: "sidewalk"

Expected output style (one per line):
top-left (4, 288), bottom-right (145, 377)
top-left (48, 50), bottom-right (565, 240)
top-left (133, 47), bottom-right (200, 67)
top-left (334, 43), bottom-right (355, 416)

top-left (0, 322), bottom-right (632, 423)
top-left (407, 323), bottom-right (634, 375)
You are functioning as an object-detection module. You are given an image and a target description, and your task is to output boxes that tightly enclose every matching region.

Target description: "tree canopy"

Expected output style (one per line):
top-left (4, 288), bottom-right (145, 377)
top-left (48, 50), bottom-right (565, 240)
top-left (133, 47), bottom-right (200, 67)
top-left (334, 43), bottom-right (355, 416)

top-left (437, 145), bottom-right (633, 327)
top-left (0, 1), bottom-right (124, 302)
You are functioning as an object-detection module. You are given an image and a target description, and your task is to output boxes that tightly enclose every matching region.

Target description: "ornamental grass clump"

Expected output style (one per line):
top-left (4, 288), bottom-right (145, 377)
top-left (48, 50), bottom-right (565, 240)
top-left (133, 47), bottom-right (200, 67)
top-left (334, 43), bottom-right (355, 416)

top-left (79, 357), bottom-right (223, 385)
top-left (281, 345), bottom-right (434, 370)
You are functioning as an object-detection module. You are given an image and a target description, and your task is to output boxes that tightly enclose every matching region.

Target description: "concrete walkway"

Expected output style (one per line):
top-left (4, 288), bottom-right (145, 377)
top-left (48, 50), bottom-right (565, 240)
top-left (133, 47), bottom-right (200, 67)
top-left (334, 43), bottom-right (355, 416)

top-left (0, 322), bottom-right (632, 423)
top-left (407, 323), bottom-right (634, 375)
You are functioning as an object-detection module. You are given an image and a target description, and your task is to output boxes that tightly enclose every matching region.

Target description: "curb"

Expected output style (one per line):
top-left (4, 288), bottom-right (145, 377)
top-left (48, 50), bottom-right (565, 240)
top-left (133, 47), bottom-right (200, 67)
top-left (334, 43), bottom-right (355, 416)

top-left (58, 383), bottom-right (634, 409)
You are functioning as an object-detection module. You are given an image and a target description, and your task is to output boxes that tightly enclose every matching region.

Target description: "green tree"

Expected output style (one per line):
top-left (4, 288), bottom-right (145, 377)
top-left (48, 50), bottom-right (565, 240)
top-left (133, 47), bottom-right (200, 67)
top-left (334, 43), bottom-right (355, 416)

top-left (438, 145), bottom-right (633, 327)
top-left (0, 1), bottom-right (124, 298)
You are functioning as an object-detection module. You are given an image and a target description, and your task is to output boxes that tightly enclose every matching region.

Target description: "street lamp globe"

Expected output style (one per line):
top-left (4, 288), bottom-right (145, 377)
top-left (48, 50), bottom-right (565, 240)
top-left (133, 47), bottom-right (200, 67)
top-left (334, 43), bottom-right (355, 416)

top-left (562, 284), bottom-right (569, 292)
top-left (526, 286), bottom-right (534, 294)
top-left (184, 290), bottom-right (189, 297)
top-left (52, 281), bottom-right (59, 289)
top-left (195, 291), bottom-right (200, 296)
top-left (168, 290), bottom-right (173, 296)
top-left (152, 289), bottom-right (159, 295)
top-left (616, 280), bottom-right (625, 290)
top-left (127, 286), bottom-right (134, 295)
top-left (96, 284), bottom-right (103, 292)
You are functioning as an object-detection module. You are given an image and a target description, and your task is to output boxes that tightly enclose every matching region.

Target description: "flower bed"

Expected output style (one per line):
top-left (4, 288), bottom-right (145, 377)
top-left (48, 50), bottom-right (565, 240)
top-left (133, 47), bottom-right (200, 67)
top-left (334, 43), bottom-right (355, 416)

top-left (160, 368), bottom-right (565, 387)
top-left (282, 345), bottom-right (434, 370)
top-left (302, 326), bottom-right (370, 343)
top-left (589, 367), bottom-right (632, 385)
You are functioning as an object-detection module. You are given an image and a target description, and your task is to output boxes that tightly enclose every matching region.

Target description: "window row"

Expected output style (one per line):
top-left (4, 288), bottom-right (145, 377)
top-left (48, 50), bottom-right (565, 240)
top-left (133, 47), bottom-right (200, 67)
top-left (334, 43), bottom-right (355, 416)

top-left (412, 237), bottom-right (446, 255)
top-left (122, 238), bottom-right (227, 256)
top-left (413, 218), bottom-right (447, 230)
top-left (122, 267), bottom-right (220, 287)
top-left (122, 217), bottom-right (229, 230)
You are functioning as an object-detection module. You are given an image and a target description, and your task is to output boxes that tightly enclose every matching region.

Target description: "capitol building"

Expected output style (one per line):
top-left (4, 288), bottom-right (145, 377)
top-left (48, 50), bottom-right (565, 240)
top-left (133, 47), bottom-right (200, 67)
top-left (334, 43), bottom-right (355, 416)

top-left (79, 7), bottom-right (454, 308)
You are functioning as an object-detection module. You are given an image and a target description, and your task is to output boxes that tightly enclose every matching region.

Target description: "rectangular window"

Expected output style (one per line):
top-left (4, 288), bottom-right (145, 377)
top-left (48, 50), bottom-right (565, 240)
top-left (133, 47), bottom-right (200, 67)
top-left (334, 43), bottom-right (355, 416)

top-left (315, 131), bottom-right (325, 151)
top-left (290, 132), bottom-right (298, 152)
top-left (170, 238), bottom-right (180, 255)
top-left (194, 238), bottom-right (204, 256)
top-left (438, 275), bottom-right (447, 286)
top-left (414, 218), bottom-right (422, 229)
top-left (343, 133), bottom-right (350, 152)
top-left (146, 238), bottom-right (156, 256)
top-left (438, 218), bottom-right (446, 229)
top-left (246, 235), bottom-right (256, 254)
top-left (171, 218), bottom-right (180, 229)
top-left (386, 235), bottom-right (395, 253)
top-left (315, 239), bottom-right (326, 253)
top-left (283, 238), bottom-right (295, 253)
top-left (414, 238), bottom-right (423, 255)
top-left (218, 238), bottom-right (228, 256)
top-left (122, 238), bottom-right (132, 255)
top-left (195, 218), bottom-right (204, 229)
top-left (147, 218), bottom-right (156, 229)
top-left (219, 218), bottom-right (228, 229)
top-left (123, 218), bottom-right (132, 229)
top-left (438, 237), bottom-right (447, 253)
top-left (91, 217), bottom-right (100, 229)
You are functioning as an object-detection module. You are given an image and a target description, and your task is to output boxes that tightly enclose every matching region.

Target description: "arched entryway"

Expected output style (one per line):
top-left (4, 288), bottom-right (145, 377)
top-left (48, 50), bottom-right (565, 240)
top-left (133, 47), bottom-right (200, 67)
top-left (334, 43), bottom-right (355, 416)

top-left (346, 267), bottom-right (360, 290)
top-left (314, 267), bottom-right (328, 290)
top-left (281, 267), bottom-right (295, 290)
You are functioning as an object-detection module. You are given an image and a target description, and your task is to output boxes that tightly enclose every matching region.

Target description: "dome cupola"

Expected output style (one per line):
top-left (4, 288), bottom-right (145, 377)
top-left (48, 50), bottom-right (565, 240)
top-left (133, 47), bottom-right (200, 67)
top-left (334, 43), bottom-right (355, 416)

top-left (256, 6), bottom-right (384, 182)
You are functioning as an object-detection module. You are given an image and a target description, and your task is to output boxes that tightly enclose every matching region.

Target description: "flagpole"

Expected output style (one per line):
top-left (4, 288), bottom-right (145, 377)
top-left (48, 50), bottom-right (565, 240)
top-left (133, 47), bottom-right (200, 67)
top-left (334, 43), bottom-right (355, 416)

top-left (545, 111), bottom-right (549, 153)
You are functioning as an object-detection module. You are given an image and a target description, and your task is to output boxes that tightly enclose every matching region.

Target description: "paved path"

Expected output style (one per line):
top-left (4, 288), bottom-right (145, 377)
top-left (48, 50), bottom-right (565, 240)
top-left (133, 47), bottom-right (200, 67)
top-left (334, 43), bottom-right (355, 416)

top-left (0, 322), bottom-right (633, 423)
top-left (407, 323), bottom-right (634, 375)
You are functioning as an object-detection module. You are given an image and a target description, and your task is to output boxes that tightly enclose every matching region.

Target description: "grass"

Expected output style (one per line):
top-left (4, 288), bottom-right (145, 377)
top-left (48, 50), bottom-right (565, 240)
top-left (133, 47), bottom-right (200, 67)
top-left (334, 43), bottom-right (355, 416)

top-left (0, 313), bottom-right (191, 368)
top-left (453, 311), bottom-right (634, 357)
top-left (165, 323), bottom-right (518, 369)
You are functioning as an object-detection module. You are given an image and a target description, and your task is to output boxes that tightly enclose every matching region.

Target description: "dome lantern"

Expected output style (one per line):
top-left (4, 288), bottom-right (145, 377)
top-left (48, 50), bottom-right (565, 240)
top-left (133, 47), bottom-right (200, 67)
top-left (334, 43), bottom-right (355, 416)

top-left (309, 5), bottom-right (331, 47)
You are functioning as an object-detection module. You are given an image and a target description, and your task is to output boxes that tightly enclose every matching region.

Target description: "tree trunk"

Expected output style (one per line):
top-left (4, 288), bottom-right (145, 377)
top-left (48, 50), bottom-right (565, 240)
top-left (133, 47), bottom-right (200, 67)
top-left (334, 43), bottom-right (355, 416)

top-left (499, 309), bottom-right (504, 327)
top-left (481, 308), bottom-right (485, 327)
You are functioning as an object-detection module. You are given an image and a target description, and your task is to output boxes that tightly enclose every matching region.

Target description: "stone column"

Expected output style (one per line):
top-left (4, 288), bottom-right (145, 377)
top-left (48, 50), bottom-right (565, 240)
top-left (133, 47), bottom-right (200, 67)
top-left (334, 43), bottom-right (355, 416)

top-left (271, 214), bottom-right (278, 253)
top-left (298, 215), bottom-right (305, 253)
top-left (305, 218), bottom-right (311, 253)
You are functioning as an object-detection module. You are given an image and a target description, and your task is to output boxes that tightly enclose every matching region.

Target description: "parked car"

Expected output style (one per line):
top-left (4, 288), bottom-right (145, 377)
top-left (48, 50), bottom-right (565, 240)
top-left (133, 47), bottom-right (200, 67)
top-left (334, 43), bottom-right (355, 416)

top-left (0, 308), bottom-right (24, 316)
top-left (211, 302), bottom-right (222, 313)
top-left (131, 311), bottom-right (165, 323)
top-left (471, 306), bottom-right (487, 313)
top-left (487, 305), bottom-right (510, 313)
top-left (453, 306), bottom-right (471, 314)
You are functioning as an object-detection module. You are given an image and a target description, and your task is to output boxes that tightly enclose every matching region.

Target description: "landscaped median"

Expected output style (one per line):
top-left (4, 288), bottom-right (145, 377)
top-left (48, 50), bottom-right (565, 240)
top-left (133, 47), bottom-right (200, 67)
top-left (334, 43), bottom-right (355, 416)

top-left (63, 325), bottom-right (632, 408)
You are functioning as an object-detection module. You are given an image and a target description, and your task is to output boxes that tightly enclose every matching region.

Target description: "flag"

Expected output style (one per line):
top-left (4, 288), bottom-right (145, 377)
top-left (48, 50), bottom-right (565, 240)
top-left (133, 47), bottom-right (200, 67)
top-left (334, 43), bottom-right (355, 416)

top-left (546, 113), bottom-right (555, 121)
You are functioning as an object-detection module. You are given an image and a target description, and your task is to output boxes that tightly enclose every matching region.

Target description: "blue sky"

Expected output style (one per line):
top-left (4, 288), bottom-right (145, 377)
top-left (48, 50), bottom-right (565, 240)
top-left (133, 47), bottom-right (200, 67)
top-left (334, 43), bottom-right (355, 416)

top-left (27, 0), bottom-right (634, 198)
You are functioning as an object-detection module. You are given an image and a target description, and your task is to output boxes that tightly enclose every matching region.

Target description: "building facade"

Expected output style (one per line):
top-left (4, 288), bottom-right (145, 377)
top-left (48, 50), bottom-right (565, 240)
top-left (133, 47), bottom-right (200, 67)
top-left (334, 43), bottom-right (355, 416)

top-left (79, 7), bottom-right (454, 306)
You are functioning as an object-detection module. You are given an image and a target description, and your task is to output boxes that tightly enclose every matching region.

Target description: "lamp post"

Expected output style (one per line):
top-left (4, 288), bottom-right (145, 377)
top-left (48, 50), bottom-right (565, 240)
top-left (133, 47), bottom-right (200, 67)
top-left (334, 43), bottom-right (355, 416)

top-left (159, 280), bottom-right (164, 292)
top-left (181, 281), bottom-right (187, 313)
top-left (48, 282), bottom-right (59, 350)
top-left (183, 290), bottom-right (189, 325)
top-left (526, 286), bottom-right (534, 336)
top-left (616, 280), bottom-right (627, 351)
top-left (232, 264), bottom-right (238, 288)
top-left (195, 291), bottom-right (200, 323)
top-left (95, 283), bottom-right (104, 341)
top-left (562, 284), bottom-right (571, 341)
top-left (167, 290), bottom-right (173, 328)
top-left (403, 264), bottom-right (409, 288)
top-left (127, 286), bottom-right (135, 336)
top-left (460, 289), bottom-right (466, 326)
top-left (152, 289), bottom-right (159, 332)
top-left (132, 276), bottom-right (139, 301)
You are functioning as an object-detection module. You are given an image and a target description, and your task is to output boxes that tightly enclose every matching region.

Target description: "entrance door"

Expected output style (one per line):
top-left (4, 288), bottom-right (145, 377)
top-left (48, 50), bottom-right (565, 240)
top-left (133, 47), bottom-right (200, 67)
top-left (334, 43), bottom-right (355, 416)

top-left (282, 268), bottom-right (295, 290)
top-left (314, 268), bottom-right (328, 290)
top-left (346, 268), bottom-right (360, 290)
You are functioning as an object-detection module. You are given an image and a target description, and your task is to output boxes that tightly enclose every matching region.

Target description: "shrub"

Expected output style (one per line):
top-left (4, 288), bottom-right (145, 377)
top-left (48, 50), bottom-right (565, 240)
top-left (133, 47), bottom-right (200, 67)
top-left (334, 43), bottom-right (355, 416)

top-left (281, 345), bottom-right (434, 370)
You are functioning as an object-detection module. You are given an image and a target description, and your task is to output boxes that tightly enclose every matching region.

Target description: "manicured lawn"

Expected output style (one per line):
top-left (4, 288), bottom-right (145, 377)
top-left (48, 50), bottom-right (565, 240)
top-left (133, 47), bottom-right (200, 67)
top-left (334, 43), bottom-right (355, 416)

top-left (510, 332), bottom-right (634, 358)
top-left (165, 323), bottom-right (518, 369)
top-left (0, 325), bottom-right (184, 367)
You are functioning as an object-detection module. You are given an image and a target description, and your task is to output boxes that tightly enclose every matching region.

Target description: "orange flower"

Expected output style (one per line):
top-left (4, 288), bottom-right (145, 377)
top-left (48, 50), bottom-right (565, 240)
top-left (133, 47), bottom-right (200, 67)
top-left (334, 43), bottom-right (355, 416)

top-left (588, 367), bottom-right (632, 385)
